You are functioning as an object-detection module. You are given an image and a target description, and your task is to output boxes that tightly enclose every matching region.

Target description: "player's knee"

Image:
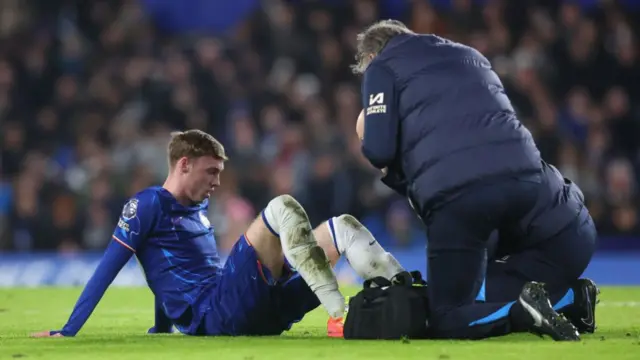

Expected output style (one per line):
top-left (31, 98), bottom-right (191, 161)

top-left (246, 197), bottom-right (302, 247)
top-left (335, 214), bottom-right (361, 227)
top-left (335, 214), bottom-right (366, 232)
top-left (271, 194), bottom-right (305, 216)
top-left (324, 214), bottom-right (365, 255)
top-left (332, 214), bottom-right (366, 261)
top-left (264, 194), bottom-right (310, 231)
top-left (272, 193), bottom-right (297, 205)
top-left (332, 214), bottom-right (367, 245)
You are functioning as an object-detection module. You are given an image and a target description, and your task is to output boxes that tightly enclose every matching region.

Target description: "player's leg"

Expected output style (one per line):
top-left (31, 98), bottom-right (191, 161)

top-left (484, 209), bottom-right (599, 333)
top-left (270, 214), bottom-right (406, 337)
top-left (236, 211), bottom-right (406, 335)
top-left (203, 232), bottom-right (280, 336)
top-left (256, 194), bottom-right (344, 319)
top-left (201, 194), bottom-right (344, 336)
top-left (313, 214), bottom-right (405, 279)
top-left (424, 178), bottom-right (579, 340)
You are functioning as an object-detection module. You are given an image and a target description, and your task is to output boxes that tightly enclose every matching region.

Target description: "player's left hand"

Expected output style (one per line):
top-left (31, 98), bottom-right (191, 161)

top-left (148, 326), bottom-right (174, 334)
top-left (30, 330), bottom-right (64, 338)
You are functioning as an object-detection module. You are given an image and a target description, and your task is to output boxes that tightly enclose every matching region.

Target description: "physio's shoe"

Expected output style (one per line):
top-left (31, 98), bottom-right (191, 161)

top-left (519, 281), bottom-right (580, 341)
top-left (327, 317), bottom-right (344, 338)
top-left (564, 278), bottom-right (599, 334)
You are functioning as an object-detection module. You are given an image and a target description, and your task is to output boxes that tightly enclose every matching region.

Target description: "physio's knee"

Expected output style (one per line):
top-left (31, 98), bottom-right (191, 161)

top-left (426, 308), bottom-right (470, 339)
top-left (425, 310), bottom-right (452, 339)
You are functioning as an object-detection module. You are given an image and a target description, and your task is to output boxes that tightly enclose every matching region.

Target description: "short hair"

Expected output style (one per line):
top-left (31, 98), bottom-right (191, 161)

top-left (167, 129), bottom-right (228, 168)
top-left (351, 19), bottom-right (414, 74)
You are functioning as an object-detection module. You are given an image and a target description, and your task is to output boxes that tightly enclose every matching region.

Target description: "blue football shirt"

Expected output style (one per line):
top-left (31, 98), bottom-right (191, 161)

top-left (59, 186), bottom-right (222, 336)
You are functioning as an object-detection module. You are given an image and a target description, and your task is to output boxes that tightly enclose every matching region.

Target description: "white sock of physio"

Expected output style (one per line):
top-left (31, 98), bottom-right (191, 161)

top-left (263, 195), bottom-right (345, 319)
top-left (328, 214), bottom-right (405, 280)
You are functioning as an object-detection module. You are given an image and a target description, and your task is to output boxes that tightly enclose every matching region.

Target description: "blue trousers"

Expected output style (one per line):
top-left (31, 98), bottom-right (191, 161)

top-left (423, 173), bottom-right (596, 339)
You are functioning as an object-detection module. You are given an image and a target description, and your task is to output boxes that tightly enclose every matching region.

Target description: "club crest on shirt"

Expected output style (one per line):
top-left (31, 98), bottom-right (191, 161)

top-left (122, 198), bottom-right (139, 220)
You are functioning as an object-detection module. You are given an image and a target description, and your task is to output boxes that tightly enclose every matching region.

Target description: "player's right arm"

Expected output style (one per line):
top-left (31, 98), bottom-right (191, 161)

top-left (31, 193), bottom-right (158, 337)
top-left (148, 296), bottom-right (173, 334)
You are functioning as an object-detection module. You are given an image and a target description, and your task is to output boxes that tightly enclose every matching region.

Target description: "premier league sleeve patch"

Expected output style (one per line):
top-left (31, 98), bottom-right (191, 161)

top-left (122, 198), bottom-right (139, 220)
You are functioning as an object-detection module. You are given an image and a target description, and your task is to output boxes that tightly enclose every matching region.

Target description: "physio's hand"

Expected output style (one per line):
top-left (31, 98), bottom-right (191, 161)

top-left (31, 330), bottom-right (64, 338)
top-left (356, 109), bottom-right (365, 141)
top-left (382, 167), bottom-right (388, 176)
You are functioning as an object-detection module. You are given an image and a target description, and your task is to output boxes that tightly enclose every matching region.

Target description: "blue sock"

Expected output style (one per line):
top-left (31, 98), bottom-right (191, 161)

top-left (553, 288), bottom-right (575, 312)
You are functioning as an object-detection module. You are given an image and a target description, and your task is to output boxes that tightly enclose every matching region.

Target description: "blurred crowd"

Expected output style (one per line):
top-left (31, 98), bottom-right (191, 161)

top-left (1, 0), bottom-right (640, 253)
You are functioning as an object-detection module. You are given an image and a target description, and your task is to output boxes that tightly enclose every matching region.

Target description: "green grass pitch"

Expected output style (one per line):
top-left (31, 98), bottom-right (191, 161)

top-left (0, 286), bottom-right (639, 359)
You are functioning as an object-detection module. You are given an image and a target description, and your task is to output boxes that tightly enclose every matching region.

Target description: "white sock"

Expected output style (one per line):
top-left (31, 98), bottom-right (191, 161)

top-left (328, 214), bottom-right (405, 280)
top-left (263, 195), bottom-right (345, 319)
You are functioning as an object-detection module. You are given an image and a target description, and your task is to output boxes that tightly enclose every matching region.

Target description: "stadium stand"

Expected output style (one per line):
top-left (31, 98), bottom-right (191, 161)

top-left (0, 0), bottom-right (639, 263)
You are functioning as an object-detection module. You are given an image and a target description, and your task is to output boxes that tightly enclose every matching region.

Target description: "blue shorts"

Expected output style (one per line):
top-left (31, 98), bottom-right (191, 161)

top-left (200, 235), bottom-right (320, 336)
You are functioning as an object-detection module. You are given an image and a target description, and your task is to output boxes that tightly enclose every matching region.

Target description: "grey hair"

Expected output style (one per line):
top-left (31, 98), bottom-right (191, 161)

top-left (351, 19), bottom-right (414, 74)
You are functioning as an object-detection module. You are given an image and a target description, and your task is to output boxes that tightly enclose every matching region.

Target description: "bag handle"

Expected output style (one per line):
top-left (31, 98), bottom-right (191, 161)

top-left (389, 270), bottom-right (427, 287)
top-left (363, 276), bottom-right (392, 289)
top-left (363, 270), bottom-right (427, 289)
top-left (390, 271), bottom-right (414, 286)
top-left (410, 270), bottom-right (427, 286)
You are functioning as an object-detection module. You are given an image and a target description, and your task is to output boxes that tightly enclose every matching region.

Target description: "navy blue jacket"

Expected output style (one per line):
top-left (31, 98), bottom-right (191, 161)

top-left (361, 33), bottom-right (542, 215)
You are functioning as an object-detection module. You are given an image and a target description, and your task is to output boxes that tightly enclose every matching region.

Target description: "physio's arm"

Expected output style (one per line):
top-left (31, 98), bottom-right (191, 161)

top-left (361, 63), bottom-right (400, 169)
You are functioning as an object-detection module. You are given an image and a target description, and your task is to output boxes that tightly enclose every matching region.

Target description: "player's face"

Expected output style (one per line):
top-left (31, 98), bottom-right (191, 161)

top-left (186, 156), bottom-right (224, 202)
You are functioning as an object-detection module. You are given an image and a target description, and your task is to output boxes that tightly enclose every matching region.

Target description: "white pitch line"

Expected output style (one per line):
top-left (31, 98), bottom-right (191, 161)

top-left (597, 301), bottom-right (640, 307)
